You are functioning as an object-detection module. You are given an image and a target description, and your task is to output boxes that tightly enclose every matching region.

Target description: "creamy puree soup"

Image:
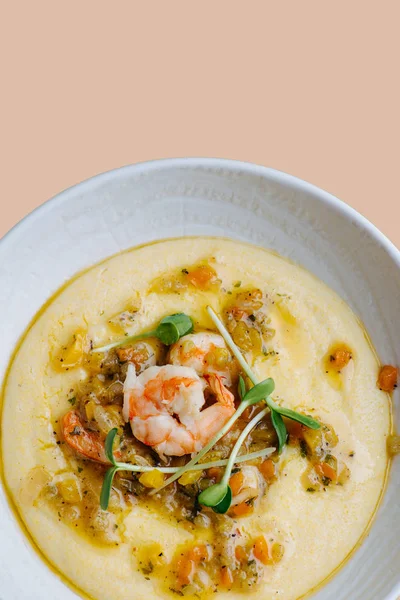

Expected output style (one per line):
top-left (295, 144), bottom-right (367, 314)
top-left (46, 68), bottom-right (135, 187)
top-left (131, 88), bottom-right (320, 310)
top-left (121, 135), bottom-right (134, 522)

top-left (1, 238), bottom-right (396, 600)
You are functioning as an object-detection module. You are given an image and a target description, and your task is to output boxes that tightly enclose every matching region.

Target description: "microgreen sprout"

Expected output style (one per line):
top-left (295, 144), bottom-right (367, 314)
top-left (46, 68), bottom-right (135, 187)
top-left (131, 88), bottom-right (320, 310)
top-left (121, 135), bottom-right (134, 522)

top-left (99, 428), bottom-right (275, 510)
top-left (198, 406), bottom-right (269, 513)
top-left (93, 313), bottom-right (194, 353)
top-left (195, 307), bottom-right (320, 513)
top-left (206, 305), bottom-right (320, 451)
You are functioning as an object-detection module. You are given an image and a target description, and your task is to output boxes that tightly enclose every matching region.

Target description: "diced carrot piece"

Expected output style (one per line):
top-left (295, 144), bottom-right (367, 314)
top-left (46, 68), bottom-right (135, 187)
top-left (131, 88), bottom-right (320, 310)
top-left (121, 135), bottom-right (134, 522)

top-left (177, 558), bottom-right (194, 586)
top-left (231, 501), bottom-right (253, 517)
top-left (259, 459), bottom-right (275, 482)
top-left (116, 346), bottom-right (134, 362)
top-left (187, 544), bottom-right (209, 563)
top-left (206, 467), bottom-right (222, 481)
top-left (329, 347), bottom-right (352, 370)
top-left (287, 420), bottom-right (304, 439)
top-left (229, 471), bottom-right (244, 496)
top-left (187, 265), bottom-right (219, 290)
top-left (235, 545), bottom-right (247, 562)
top-left (377, 365), bottom-right (398, 393)
top-left (220, 566), bottom-right (234, 588)
top-left (315, 462), bottom-right (337, 482)
top-left (253, 535), bottom-right (271, 565)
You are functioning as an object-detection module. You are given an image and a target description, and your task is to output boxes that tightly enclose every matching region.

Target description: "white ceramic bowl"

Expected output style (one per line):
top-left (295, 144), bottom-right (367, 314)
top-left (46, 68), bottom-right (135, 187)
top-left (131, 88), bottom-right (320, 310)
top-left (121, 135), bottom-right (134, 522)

top-left (0, 159), bottom-right (399, 600)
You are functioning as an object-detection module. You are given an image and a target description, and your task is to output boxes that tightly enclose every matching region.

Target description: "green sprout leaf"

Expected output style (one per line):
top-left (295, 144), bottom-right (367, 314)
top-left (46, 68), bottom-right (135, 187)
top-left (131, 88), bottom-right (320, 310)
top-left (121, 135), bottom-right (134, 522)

top-left (104, 428), bottom-right (118, 465)
top-left (238, 375), bottom-right (246, 400)
top-left (154, 313), bottom-right (193, 345)
top-left (198, 482), bottom-right (229, 507)
top-left (271, 410), bottom-right (287, 453)
top-left (158, 313), bottom-right (194, 339)
top-left (211, 486), bottom-right (232, 514)
top-left (154, 322), bottom-right (180, 345)
top-left (267, 398), bottom-right (320, 430)
top-left (93, 313), bottom-right (194, 353)
top-left (100, 466), bottom-right (119, 510)
top-left (243, 378), bottom-right (275, 405)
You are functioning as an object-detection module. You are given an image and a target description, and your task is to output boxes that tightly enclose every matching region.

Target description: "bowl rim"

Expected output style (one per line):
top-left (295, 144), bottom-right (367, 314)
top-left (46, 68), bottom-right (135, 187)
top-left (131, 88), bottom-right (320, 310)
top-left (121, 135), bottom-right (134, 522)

top-left (1, 158), bottom-right (399, 268)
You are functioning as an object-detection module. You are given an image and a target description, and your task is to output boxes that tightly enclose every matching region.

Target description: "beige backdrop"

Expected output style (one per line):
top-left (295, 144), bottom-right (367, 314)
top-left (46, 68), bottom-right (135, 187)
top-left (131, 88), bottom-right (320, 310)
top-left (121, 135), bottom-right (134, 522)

top-left (0, 1), bottom-right (399, 247)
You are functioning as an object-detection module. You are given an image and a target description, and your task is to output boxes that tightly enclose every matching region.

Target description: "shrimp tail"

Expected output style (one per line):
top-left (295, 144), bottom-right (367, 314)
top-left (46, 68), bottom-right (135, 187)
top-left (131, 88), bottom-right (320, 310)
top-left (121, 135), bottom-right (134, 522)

top-left (62, 410), bottom-right (109, 464)
top-left (204, 373), bottom-right (235, 406)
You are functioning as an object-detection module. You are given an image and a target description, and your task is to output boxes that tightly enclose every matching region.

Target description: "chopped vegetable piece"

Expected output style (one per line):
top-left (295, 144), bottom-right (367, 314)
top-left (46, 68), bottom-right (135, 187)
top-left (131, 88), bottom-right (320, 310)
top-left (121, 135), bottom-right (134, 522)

top-left (329, 347), bottom-right (352, 370)
top-left (58, 477), bottom-right (82, 504)
top-left (253, 535), bottom-right (270, 564)
top-left (186, 264), bottom-right (220, 290)
top-left (231, 501), bottom-right (254, 517)
top-left (220, 566), bottom-right (234, 588)
top-left (271, 542), bottom-right (285, 563)
top-left (178, 470), bottom-right (202, 486)
top-left (337, 464), bottom-right (350, 485)
top-left (116, 343), bottom-right (150, 366)
top-left (315, 462), bottom-right (337, 482)
top-left (206, 467), bottom-right (222, 481)
top-left (259, 459), bottom-right (275, 482)
top-left (187, 544), bottom-right (209, 563)
top-left (229, 471), bottom-right (244, 496)
top-left (235, 545), bottom-right (247, 562)
top-left (377, 365), bottom-right (398, 393)
top-left (176, 556), bottom-right (195, 587)
top-left (139, 470), bottom-right (165, 489)
top-left (59, 331), bottom-right (90, 369)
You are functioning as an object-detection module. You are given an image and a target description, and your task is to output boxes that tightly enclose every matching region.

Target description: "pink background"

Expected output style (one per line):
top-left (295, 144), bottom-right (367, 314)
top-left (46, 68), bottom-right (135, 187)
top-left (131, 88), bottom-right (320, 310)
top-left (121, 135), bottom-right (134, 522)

top-left (1, 1), bottom-right (399, 246)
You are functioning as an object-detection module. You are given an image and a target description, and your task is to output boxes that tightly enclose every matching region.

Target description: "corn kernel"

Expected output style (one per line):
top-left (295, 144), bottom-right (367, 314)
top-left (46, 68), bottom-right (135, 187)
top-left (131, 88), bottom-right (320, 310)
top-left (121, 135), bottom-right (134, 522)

top-left (139, 469), bottom-right (165, 488)
top-left (60, 331), bottom-right (89, 369)
top-left (58, 477), bottom-right (82, 504)
top-left (337, 463), bottom-right (350, 485)
top-left (232, 322), bottom-right (253, 351)
top-left (271, 542), bottom-right (285, 563)
top-left (213, 347), bottom-right (230, 368)
top-left (178, 470), bottom-right (202, 486)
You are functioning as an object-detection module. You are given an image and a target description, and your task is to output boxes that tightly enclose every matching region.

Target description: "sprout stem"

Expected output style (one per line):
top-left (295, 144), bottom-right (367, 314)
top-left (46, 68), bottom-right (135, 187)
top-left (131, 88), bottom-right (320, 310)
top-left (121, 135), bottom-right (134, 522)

top-left (221, 408), bottom-right (270, 486)
top-left (92, 331), bottom-right (156, 354)
top-left (107, 446), bottom-right (275, 475)
top-left (206, 306), bottom-right (257, 385)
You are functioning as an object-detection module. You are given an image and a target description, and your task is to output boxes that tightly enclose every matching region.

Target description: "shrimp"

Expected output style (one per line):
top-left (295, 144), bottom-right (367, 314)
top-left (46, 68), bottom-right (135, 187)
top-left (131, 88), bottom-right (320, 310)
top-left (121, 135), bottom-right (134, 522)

top-left (62, 410), bottom-right (109, 463)
top-left (123, 364), bottom-right (235, 457)
top-left (169, 332), bottom-right (237, 387)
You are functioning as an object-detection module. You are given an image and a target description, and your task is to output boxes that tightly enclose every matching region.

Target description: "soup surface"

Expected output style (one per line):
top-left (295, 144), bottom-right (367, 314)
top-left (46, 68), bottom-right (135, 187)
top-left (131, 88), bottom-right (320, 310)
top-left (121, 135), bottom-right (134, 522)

top-left (1, 238), bottom-right (392, 600)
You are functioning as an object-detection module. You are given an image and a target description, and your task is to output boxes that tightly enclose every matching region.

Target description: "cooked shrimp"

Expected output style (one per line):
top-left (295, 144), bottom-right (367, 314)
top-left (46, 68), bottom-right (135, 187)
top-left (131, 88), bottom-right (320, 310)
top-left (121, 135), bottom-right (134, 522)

top-left (62, 410), bottom-right (109, 463)
top-left (123, 364), bottom-right (235, 457)
top-left (169, 332), bottom-right (236, 386)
